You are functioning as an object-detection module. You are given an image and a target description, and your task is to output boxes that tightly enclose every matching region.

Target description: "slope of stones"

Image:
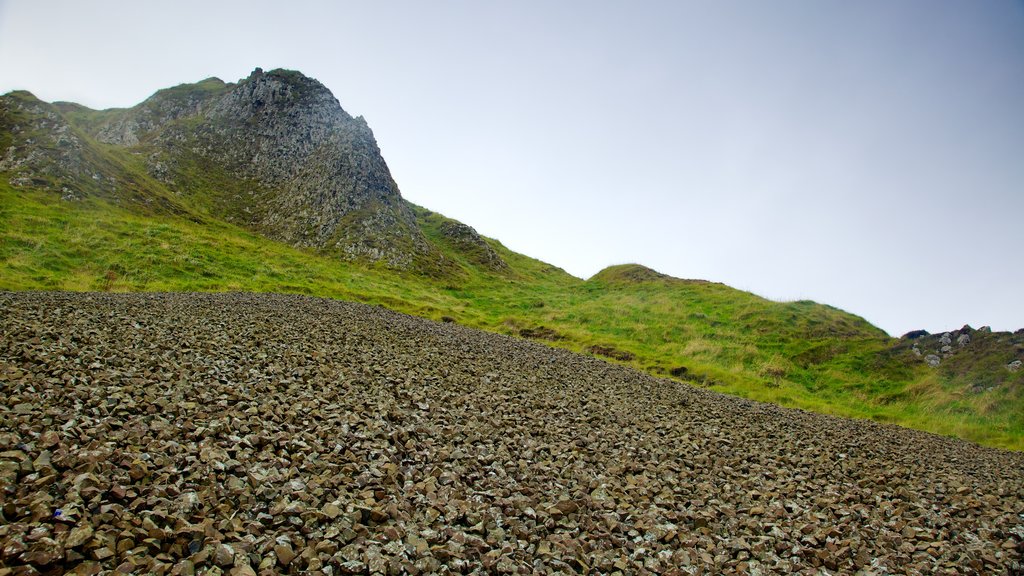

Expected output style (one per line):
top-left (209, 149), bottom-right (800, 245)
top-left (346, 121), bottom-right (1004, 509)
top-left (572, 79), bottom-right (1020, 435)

top-left (0, 292), bottom-right (1022, 575)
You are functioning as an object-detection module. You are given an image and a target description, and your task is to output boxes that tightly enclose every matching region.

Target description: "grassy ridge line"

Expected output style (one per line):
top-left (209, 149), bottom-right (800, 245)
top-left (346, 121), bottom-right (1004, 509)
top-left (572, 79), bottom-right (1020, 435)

top-left (1, 183), bottom-right (1021, 449)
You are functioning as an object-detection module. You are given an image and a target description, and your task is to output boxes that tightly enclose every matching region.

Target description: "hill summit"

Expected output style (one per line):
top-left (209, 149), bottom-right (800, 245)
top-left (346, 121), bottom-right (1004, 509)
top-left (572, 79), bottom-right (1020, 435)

top-left (589, 263), bottom-right (670, 283)
top-left (1, 68), bottom-right (440, 267)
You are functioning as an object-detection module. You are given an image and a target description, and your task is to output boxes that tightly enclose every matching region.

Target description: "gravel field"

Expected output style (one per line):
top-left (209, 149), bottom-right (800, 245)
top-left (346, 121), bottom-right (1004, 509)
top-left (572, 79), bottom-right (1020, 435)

top-left (1, 292), bottom-right (1022, 575)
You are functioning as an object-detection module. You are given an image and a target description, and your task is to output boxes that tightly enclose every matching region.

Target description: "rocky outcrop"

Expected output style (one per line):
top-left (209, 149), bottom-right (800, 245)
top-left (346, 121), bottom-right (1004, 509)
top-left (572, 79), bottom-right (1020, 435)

top-left (0, 93), bottom-right (105, 200)
top-left (137, 68), bottom-right (432, 267)
top-left (92, 78), bottom-right (227, 147)
top-left (900, 323), bottom-right (1024, 395)
top-left (1, 69), bottom-right (438, 268)
top-left (438, 220), bottom-right (507, 270)
top-left (911, 325), bottom-right (979, 365)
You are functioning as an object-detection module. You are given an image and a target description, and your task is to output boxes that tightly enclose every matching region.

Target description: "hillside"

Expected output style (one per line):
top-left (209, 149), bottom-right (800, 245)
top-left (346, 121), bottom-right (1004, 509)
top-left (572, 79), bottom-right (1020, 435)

top-left (2, 292), bottom-right (1022, 574)
top-left (1, 70), bottom-right (1022, 449)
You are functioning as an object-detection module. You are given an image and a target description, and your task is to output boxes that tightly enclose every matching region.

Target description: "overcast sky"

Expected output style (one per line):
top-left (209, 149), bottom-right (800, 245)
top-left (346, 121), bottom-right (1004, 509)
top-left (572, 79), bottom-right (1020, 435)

top-left (1, 0), bottom-right (1022, 335)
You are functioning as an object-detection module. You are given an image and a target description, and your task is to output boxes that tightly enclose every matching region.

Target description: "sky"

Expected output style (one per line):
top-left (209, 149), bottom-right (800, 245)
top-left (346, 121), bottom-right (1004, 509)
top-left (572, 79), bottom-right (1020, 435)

top-left (1, 1), bottom-right (1022, 336)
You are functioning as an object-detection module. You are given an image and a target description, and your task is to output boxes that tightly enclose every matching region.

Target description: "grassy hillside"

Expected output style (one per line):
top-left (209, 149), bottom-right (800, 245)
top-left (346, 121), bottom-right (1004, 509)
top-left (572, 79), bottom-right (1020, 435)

top-left (2, 182), bottom-right (1021, 449)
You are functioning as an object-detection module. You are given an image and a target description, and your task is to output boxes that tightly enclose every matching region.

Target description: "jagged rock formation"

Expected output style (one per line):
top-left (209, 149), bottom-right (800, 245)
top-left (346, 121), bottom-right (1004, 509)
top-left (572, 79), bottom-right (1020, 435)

top-left (0, 69), bottom-right (439, 268)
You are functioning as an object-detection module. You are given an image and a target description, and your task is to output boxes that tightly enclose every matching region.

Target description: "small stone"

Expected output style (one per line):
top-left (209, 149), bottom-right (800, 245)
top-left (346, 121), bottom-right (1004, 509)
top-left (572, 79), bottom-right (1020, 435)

top-left (554, 499), bottom-right (578, 515)
top-left (407, 535), bottom-right (429, 556)
top-left (925, 354), bottom-right (941, 367)
top-left (322, 502), bottom-right (341, 519)
top-left (23, 537), bottom-right (62, 566)
top-left (338, 560), bottom-right (366, 574)
top-left (590, 486), bottom-right (611, 502)
top-left (171, 559), bottom-right (195, 576)
top-left (65, 525), bottom-right (94, 548)
top-left (128, 459), bottom-right (149, 481)
top-left (179, 491), bottom-right (200, 514)
top-left (214, 543), bottom-right (235, 566)
top-left (274, 543), bottom-right (295, 566)
top-left (230, 564), bottom-right (256, 576)
top-left (38, 430), bottom-right (60, 448)
top-left (368, 507), bottom-right (388, 524)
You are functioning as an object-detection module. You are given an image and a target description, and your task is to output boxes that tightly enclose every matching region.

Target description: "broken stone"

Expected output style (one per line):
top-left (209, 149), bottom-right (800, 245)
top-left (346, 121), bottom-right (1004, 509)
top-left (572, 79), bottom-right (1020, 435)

top-left (0, 292), bottom-right (1019, 576)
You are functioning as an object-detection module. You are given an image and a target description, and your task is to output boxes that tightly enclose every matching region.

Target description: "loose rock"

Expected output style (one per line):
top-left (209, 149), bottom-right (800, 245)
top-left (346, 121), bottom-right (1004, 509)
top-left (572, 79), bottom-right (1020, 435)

top-left (0, 291), bottom-right (1021, 575)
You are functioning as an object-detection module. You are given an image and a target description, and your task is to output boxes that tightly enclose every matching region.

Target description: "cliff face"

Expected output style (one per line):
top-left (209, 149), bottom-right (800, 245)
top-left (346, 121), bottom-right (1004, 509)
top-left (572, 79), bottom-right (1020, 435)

top-left (1, 69), bottom-right (435, 268)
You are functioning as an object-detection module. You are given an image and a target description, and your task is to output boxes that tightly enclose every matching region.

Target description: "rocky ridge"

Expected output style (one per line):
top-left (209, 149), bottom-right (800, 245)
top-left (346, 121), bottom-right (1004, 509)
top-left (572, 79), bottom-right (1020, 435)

top-left (2, 292), bottom-right (1022, 575)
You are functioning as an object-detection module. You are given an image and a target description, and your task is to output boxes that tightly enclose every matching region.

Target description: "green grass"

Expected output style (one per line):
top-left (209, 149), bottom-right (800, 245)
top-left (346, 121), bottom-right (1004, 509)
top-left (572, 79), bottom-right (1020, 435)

top-left (2, 182), bottom-right (1021, 450)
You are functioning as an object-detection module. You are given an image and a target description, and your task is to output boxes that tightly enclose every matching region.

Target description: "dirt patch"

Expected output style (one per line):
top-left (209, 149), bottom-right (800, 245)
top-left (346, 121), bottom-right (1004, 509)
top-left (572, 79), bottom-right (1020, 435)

top-left (586, 344), bottom-right (636, 362)
top-left (518, 326), bottom-right (562, 340)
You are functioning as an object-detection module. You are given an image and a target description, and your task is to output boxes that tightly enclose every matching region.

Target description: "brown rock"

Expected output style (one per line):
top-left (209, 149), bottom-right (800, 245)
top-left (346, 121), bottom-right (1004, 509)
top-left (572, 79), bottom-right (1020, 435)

top-left (274, 543), bottom-right (295, 566)
top-left (65, 525), bottom-right (93, 549)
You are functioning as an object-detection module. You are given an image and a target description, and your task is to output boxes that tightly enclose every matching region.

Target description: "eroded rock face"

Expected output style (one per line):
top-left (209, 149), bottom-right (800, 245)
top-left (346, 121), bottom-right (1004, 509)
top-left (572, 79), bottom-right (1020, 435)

top-left (2, 291), bottom-right (1023, 575)
top-left (192, 69), bottom-right (429, 264)
top-left (1, 69), bottom-right (435, 268)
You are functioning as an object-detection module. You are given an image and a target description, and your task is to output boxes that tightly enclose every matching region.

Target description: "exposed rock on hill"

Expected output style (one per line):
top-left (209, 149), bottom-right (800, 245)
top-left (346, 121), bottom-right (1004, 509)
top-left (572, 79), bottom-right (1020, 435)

top-left (1, 69), bottom-right (436, 268)
top-left (1, 291), bottom-right (1022, 574)
top-left (0, 92), bottom-right (105, 200)
top-left (898, 323), bottom-right (1024, 392)
top-left (437, 220), bottom-right (507, 270)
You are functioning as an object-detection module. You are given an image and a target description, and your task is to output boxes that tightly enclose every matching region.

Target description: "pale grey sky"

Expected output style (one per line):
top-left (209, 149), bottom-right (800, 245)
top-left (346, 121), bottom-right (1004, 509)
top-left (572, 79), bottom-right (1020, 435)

top-left (1, 0), bottom-right (1022, 335)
